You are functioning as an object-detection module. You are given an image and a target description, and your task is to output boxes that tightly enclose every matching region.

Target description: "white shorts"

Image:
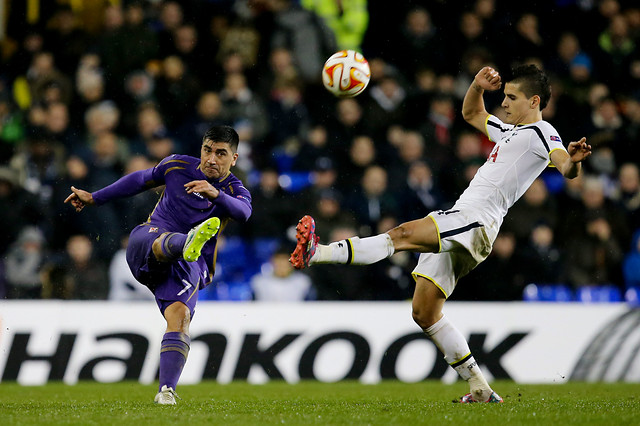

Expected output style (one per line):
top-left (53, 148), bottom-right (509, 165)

top-left (411, 208), bottom-right (497, 298)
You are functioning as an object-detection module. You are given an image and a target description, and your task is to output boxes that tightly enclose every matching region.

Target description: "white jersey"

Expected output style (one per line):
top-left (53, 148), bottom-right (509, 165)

top-left (454, 115), bottom-right (568, 229)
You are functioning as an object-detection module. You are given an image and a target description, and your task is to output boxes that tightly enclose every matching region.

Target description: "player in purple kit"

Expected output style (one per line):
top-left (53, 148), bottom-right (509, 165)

top-left (64, 125), bottom-right (251, 404)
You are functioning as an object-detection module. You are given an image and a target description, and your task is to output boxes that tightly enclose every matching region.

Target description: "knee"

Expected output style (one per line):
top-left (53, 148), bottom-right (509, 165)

top-left (388, 224), bottom-right (411, 250)
top-left (412, 305), bottom-right (440, 330)
top-left (152, 233), bottom-right (170, 262)
top-left (164, 302), bottom-right (191, 333)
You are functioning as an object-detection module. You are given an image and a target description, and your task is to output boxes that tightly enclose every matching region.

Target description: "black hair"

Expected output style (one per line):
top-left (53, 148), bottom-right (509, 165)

top-left (202, 125), bottom-right (240, 152)
top-left (508, 64), bottom-right (551, 110)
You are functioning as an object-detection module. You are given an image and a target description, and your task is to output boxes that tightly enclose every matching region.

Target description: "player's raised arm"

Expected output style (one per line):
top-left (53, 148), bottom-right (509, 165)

top-left (462, 66), bottom-right (502, 134)
top-left (550, 137), bottom-right (592, 179)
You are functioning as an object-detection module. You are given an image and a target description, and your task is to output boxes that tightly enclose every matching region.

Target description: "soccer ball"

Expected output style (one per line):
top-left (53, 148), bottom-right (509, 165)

top-left (322, 50), bottom-right (371, 98)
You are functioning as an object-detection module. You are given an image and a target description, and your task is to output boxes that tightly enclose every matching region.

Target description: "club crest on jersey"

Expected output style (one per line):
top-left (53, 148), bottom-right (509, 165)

top-left (148, 227), bottom-right (159, 233)
top-left (550, 135), bottom-right (561, 141)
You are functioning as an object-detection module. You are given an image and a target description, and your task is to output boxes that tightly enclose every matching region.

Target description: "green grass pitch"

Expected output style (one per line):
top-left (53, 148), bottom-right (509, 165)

top-left (1, 381), bottom-right (638, 425)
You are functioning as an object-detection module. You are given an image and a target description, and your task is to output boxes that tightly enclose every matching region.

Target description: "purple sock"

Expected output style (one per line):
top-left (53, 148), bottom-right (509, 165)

top-left (159, 331), bottom-right (190, 391)
top-left (161, 233), bottom-right (188, 260)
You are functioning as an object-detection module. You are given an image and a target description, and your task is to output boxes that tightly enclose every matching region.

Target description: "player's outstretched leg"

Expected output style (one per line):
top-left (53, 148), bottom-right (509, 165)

top-left (290, 215), bottom-right (395, 268)
top-left (290, 215), bottom-right (319, 269)
top-left (154, 384), bottom-right (180, 405)
top-left (183, 217), bottom-right (221, 262)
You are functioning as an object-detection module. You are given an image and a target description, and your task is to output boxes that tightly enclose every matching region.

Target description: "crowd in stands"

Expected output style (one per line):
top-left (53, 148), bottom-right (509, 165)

top-left (0, 0), bottom-right (639, 302)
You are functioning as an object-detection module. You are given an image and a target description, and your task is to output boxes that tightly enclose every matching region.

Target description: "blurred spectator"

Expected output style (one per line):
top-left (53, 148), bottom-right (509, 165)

top-left (44, 5), bottom-right (93, 75)
top-left (9, 131), bottom-right (65, 206)
top-left (337, 135), bottom-right (377, 191)
top-left (83, 101), bottom-right (122, 147)
top-left (439, 130), bottom-right (486, 201)
top-left (617, 96), bottom-right (640, 166)
top-left (168, 24), bottom-right (206, 85)
top-left (311, 188), bottom-right (357, 243)
top-left (176, 91), bottom-right (227, 153)
top-left (265, 77), bottom-right (310, 152)
top-left (519, 222), bottom-right (564, 286)
top-left (419, 93), bottom-right (457, 175)
top-left (584, 96), bottom-right (623, 155)
top-left (0, 91), bottom-right (25, 162)
top-left (293, 124), bottom-right (332, 171)
top-left (155, 1), bottom-right (185, 58)
top-left (108, 236), bottom-right (155, 301)
top-left (246, 168), bottom-right (296, 238)
top-left (300, 0), bottom-right (368, 51)
top-left (560, 175), bottom-right (629, 250)
top-left (60, 234), bottom-right (109, 300)
top-left (154, 55), bottom-right (201, 130)
top-left (451, 12), bottom-right (491, 70)
top-left (296, 155), bottom-right (338, 216)
top-left (505, 13), bottom-right (545, 65)
top-left (397, 161), bottom-right (442, 223)
top-left (365, 74), bottom-right (407, 136)
top-left (120, 70), bottom-right (156, 136)
top-left (327, 98), bottom-right (369, 153)
top-left (41, 263), bottom-right (72, 300)
top-left (596, 13), bottom-right (636, 93)
top-left (250, 245), bottom-right (315, 301)
top-left (504, 178), bottom-right (558, 245)
top-left (44, 101), bottom-right (79, 151)
top-left (215, 22), bottom-right (260, 88)
top-left (268, 0), bottom-right (337, 85)
top-left (257, 47), bottom-right (300, 99)
top-left (346, 165), bottom-right (397, 236)
top-left (4, 27), bottom-right (46, 87)
top-left (120, 2), bottom-right (158, 81)
top-left (3, 226), bottom-right (46, 299)
top-left (131, 103), bottom-right (167, 155)
top-left (23, 51), bottom-right (73, 106)
top-left (623, 229), bottom-right (640, 289)
top-left (546, 32), bottom-right (591, 82)
top-left (396, 7), bottom-right (447, 77)
top-left (219, 72), bottom-right (269, 149)
top-left (387, 130), bottom-right (425, 188)
top-left (564, 212), bottom-right (624, 289)
top-left (615, 163), bottom-right (640, 231)
top-left (88, 131), bottom-right (129, 189)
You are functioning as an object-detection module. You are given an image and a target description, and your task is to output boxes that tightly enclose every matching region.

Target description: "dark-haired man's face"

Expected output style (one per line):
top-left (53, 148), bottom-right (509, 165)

top-left (200, 140), bottom-right (238, 179)
top-left (501, 82), bottom-right (539, 125)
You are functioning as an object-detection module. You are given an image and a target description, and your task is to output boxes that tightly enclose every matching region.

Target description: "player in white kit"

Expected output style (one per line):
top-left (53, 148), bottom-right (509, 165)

top-left (291, 64), bottom-right (592, 403)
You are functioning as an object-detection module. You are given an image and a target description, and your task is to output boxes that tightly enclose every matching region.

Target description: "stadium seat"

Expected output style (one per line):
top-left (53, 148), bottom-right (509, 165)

top-left (216, 237), bottom-right (249, 269)
top-left (250, 237), bottom-right (281, 265)
top-left (575, 285), bottom-right (623, 303)
top-left (279, 172), bottom-right (312, 192)
top-left (523, 283), bottom-right (574, 302)
top-left (541, 170), bottom-right (565, 194)
top-left (207, 281), bottom-right (253, 301)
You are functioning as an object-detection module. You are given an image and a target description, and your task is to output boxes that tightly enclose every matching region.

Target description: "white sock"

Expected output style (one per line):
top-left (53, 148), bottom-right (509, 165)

top-left (311, 234), bottom-right (395, 265)
top-left (424, 315), bottom-right (492, 401)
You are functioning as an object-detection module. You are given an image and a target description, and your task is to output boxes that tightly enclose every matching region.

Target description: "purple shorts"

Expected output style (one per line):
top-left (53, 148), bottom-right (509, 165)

top-left (126, 223), bottom-right (207, 318)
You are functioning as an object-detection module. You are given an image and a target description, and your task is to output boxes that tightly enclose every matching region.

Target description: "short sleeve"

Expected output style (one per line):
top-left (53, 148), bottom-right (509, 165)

top-left (485, 115), bottom-right (512, 143)
top-left (541, 124), bottom-right (568, 157)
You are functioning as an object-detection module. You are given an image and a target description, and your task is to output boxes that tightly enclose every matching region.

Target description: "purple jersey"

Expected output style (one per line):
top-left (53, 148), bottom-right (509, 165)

top-left (92, 154), bottom-right (252, 274)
